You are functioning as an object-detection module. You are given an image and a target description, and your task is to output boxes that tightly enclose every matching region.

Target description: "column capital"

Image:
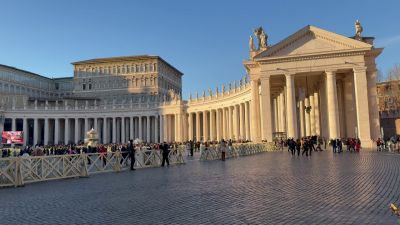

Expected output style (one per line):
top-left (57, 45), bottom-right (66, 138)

top-left (325, 69), bottom-right (337, 75)
top-left (284, 73), bottom-right (295, 79)
top-left (353, 66), bottom-right (367, 73)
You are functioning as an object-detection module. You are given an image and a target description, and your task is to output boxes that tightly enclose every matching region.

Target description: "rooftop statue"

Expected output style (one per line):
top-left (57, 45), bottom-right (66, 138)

top-left (260, 30), bottom-right (268, 49)
top-left (208, 88), bottom-right (212, 97)
top-left (254, 27), bottom-right (267, 50)
top-left (249, 35), bottom-right (255, 51)
top-left (355, 19), bottom-right (363, 40)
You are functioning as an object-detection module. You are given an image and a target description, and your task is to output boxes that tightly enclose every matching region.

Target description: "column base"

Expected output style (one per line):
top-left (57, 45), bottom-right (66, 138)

top-left (360, 139), bottom-right (374, 150)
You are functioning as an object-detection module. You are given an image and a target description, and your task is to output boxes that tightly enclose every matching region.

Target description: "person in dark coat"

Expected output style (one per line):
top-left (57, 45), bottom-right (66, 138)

top-left (160, 142), bottom-right (170, 167)
top-left (128, 140), bottom-right (136, 170)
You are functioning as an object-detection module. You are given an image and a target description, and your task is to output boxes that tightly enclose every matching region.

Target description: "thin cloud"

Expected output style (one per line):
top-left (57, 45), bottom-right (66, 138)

top-left (376, 35), bottom-right (400, 47)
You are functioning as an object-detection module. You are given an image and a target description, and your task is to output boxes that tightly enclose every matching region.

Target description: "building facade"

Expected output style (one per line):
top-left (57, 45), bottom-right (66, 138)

top-left (377, 80), bottom-right (400, 138)
top-left (0, 24), bottom-right (382, 147)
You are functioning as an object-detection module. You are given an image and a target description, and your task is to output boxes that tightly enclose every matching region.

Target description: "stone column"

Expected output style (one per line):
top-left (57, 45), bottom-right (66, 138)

top-left (11, 118), bottom-right (16, 131)
top-left (305, 97), bottom-right (311, 136)
top-left (112, 117), bottom-right (117, 143)
top-left (274, 97), bottom-right (279, 132)
top-left (299, 97), bottom-right (305, 137)
top-left (196, 112), bottom-right (201, 141)
top-left (222, 108), bottom-right (226, 139)
top-left (94, 118), bottom-right (98, 133)
top-left (239, 104), bottom-right (245, 140)
top-left (228, 106), bottom-right (233, 140)
top-left (121, 117), bottom-right (126, 143)
top-left (74, 118), bottom-right (79, 144)
top-left (216, 109), bottom-right (221, 141)
top-left (285, 74), bottom-right (298, 138)
top-left (163, 115), bottom-right (168, 142)
top-left (188, 113), bottom-right (193, 141)
top-left (209, 110), bottom-right (214, 141)
top-left (155, 115), bottom-right (159, 143)
top-left (245, 101), bottom-right (250, 141)
top-left (276, 95), bottom-right (281, 132)
top-left (146, 116), bottom-right (151, 143)
top-left (23, 118), bottom-right (28, 146)
top-left (33, 118), bottom-right (39, 146)
top-left (54, 118), bottom-right (59, 145)
top-left (138, 116), bottom-right (143, 140)
top-left (203, 111), bottom-right (208, 141)
top-left (260, 77), bottom-right (273, 142)
top-left (250, 79), bottom-right (261, 142)
top-left (309, 94), bottom-right (316, 135)
top-left (177, 114), bottom-right (182, 142)
top-left (65, 118), bottom-right (69, 144)
top-left (314, 91), bottom-right (321, 136)
top-left (326, 70), bottom-right (340, 139)
top-left (279, 92), bottom-right (286, 132)
top-left (232, 106), bottom-right (237, 140)
top-left (130, 117), bottom-right (134, 140)
top-left (353, 67), bottom-right (372, 146)
top-left (160, 115), bottom-right (164, 142)
top-left (103, 117), bottom-right (108, 144)
top-left (44, 118), bottom-right (49, 145)
top-left (84, 118), bottom-right (88, 133)
top-left (367, 69), bottom-right (380, 141)
top-left (337, 81), bottom-right (345, 137)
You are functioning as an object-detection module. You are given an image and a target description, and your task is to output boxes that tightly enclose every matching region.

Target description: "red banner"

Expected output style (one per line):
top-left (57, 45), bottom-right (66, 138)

top-left (1, 131), bottom-right (24, 144)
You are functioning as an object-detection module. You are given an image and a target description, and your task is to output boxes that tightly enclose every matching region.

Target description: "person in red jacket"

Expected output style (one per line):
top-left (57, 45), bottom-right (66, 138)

top-left (99, 145), bottom-right (107, 167)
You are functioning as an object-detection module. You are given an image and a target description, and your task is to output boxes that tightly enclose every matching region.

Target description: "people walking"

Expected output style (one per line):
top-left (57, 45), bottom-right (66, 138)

top-left (128, 140), bottom-right (136, 170)
top-left (220, 139), bottom-right (226, 161)
top-left (160, 142), bottom-right (170, 167)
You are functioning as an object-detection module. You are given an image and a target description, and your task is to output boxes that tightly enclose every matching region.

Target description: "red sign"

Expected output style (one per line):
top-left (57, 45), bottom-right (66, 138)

top-left (1, 131), bottom-right (24, 144)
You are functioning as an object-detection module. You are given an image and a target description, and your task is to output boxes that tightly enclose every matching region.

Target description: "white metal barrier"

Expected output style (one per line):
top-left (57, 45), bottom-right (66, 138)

top-left (0, 147), bottom-right (185, 188)
top-left (200, 143), bottom-right (277, 161)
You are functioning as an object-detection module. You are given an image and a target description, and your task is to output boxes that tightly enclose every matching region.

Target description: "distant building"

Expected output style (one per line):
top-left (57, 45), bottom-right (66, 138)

top-left (0, 24), bottom-right (383, 147)
top-left (377, 80), bottom-right (400, 138)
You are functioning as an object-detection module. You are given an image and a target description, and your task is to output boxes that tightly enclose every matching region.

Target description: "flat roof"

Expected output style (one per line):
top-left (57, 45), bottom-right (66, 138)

top-left (0, 64), bottom-right (52, 81)
top-left (71, 55), bottom-right (183, 76)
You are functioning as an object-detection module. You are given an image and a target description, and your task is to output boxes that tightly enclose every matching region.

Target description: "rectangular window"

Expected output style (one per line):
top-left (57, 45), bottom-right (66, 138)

top-left (89, 84), bottom-right (92, 90)
top-left (82, 84), bottom-right (86, 90)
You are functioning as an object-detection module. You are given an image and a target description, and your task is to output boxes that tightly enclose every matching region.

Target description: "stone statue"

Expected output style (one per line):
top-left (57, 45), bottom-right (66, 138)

top-left (260, 30), bottom-right (268, 49)
top-left (249, 35), bottom-right (255, 51)
top-left (189, 93), bottom-right (192, 100)
top-left (254, 27), bottom-right (267, 50)
top-left (196, 92), bottom-right (199, 99)
top-left (222, 84), bottom-right (225, 93)
top-left (202, 90), bottom-right (205, 98)
top-left (208, 88), bottom-right (212, 97)
top-left (355, 19), bottom-right (363, 39)
top-left (216, 87), bottom-right (219, 94)
top-left (228, 82), bottom-right (232, 91)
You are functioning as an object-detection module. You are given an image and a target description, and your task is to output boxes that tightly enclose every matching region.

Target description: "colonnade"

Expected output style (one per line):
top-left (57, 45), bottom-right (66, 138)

top-left (2, 115), bottom-right (164, 146)
top-left (187, 101), bottom-right (251, 142)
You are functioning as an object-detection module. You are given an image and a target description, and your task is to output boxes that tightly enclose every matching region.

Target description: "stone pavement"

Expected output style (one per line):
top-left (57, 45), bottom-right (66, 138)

top-left (1, 150), bottom-right (400, 224)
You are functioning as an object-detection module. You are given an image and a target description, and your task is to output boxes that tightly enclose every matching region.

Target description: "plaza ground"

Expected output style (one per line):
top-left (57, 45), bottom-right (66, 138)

top-left (1, 150), bottom-right (400, 224)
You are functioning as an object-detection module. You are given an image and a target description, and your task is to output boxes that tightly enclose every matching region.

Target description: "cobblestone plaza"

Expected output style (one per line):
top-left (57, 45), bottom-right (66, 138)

top-left (1, 151), bottom-right (399, 224)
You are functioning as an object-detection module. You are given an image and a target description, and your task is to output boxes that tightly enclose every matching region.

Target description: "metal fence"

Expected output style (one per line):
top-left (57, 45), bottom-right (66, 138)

top-left (199, 143), bottom-right (277, 161)
top-left (0, 147), bottom-right (185, 188)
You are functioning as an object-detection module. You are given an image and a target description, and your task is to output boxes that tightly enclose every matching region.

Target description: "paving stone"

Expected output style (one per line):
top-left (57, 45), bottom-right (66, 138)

top-left (0, 151), bottom-right (399, 224)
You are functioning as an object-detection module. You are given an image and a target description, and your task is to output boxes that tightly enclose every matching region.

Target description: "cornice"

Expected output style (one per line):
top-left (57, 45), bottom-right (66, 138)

top-left (256, 49), bottom-right (369, 65)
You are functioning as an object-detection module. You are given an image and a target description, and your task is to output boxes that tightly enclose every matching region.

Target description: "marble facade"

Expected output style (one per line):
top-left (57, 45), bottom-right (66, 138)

top-left (0, 25), bottom-right (382, 147)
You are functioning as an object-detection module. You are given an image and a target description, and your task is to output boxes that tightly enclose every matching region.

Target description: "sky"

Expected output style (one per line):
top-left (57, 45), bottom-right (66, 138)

top-left (0, 0), bottom-right (399, 99)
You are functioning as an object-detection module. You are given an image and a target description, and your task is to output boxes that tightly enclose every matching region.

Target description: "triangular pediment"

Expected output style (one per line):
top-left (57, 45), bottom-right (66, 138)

top-left (254, 25), bottom-right (372, 59)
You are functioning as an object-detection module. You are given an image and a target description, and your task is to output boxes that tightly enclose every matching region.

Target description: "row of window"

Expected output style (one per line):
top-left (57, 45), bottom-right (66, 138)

top-left (76, 63), bottom-right (158, 77)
